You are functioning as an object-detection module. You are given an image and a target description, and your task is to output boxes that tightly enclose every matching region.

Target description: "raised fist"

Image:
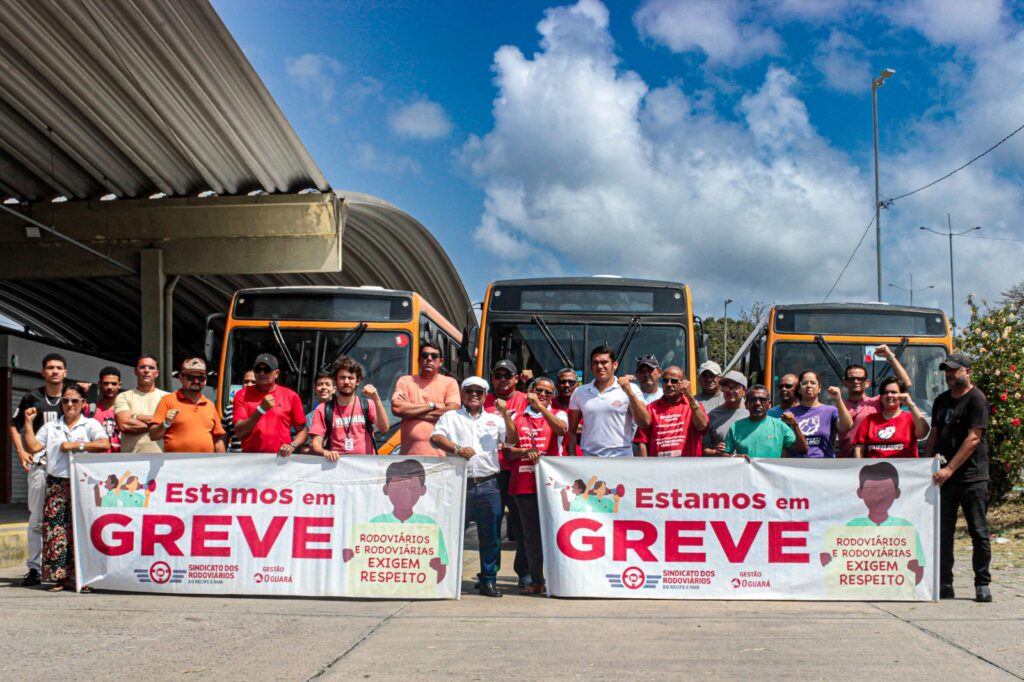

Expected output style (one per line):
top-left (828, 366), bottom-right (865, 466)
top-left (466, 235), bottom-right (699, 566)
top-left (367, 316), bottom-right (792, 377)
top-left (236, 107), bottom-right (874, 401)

top-left (361, 384), bottom-right (378, 399)
top-left (260, 394), bottom-right (275, 411)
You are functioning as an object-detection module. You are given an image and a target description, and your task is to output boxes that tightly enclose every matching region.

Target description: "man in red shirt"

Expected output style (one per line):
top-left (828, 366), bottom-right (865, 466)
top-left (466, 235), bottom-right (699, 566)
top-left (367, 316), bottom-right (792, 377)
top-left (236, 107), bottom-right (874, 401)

top-left (92, 367), bottom-right (122, 453)
top-left (554, 367), bottom-right (582, 455)
top-left (635, 365), bottom-right (709, 457)
top-left (310, 355), bottom-right (389, 459)
top-left (837, 344), bottom-right (912, 457)
top-left (484, 359), bottom-right (531, 588)
top-left (233, 353), bottom-right (308, 456)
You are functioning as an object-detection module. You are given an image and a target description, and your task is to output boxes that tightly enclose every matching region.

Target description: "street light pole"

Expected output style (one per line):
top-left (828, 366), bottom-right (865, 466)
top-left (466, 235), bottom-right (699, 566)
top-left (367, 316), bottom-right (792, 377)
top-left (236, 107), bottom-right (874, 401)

top-left (872, 68), bottom-right (895, 303)
top-left (723, 298), bottom-right (734, 366)
top-left (919, 214), bottom-right (981, 334)
top-left (888, 273), bottom-right (935, 305)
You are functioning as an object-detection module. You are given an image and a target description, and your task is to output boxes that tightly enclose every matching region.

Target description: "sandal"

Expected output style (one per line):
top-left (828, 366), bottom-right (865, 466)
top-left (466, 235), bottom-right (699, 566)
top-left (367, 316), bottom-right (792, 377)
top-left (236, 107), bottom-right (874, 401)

top-left (47, 584), bottom-right (66, 593)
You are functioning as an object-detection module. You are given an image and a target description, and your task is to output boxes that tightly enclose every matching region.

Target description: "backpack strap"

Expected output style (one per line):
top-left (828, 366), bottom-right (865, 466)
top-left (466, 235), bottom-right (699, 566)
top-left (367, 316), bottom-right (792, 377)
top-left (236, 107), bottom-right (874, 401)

top-left (360, 396), bottom-right (377, 455)
top-left (324, 400), bottom-right (334, 447)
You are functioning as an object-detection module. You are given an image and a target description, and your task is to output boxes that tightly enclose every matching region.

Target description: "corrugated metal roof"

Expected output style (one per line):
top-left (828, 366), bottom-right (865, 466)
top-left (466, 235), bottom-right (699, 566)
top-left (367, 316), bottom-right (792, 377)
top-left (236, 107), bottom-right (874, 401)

top-left (0, 0), bottom-right (327, 201)
top-left (0, 192), bottom-right (472, 363)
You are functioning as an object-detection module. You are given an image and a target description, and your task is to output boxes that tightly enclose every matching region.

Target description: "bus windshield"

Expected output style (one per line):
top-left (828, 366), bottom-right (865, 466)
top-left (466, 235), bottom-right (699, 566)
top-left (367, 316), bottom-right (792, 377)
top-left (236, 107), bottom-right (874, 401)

top-left (771, 342), bottom-right (948, 414)
top-left (488, 322), bottom-right (687, 382)
top-left (223, 328), bottom-right (411, 424)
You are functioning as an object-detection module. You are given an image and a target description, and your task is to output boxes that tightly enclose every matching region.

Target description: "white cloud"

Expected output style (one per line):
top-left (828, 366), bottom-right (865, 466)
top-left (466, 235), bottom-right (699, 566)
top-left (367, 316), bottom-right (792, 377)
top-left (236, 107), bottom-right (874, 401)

top-left (388, 99), bottom-right (453, 140)
top-left (813, 30), bottom-right (868, 94)
top-left (285, 53), bottom-right (346, 108)
top-left (633, 0), bottom-right (781, 66)
top-left (883, 0), bottom-right (1006, 47)
top-left (355, 143), bottom-right (421, 175)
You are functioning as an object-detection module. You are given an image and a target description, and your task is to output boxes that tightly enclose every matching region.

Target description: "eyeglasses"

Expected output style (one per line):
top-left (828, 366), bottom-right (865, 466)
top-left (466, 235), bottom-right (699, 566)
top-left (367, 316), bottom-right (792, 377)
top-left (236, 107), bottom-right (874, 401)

top-left (533, 388), bottom-right (554, 396)
top-left (746, 396), bottom-right (770, 403)
top-left (61, 398), bottom-right (82, 405)
top-left (557, 379), bottom-right (576, 385)
top-left (420, 352), bottom-right (441, 360)
top-left (183, 374), bottom-right (207, 382)
top-left (780, 383), bottom-right (795, 389)
top-left (254, 366), bottom-right (273, 374)
top-left (845, 376), bottom-right (867, 383)
top-left (492, 372), bottom-right (514, 380)
top-left (661, 378), bottom-right (682, 385)
top-left (463, 388), bottom-right (485, 396)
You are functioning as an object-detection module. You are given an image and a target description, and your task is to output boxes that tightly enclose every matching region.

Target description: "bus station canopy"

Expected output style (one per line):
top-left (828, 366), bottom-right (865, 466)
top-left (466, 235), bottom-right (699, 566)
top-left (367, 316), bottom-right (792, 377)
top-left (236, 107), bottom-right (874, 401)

top-left (0, 0), bottom-right (469, 366)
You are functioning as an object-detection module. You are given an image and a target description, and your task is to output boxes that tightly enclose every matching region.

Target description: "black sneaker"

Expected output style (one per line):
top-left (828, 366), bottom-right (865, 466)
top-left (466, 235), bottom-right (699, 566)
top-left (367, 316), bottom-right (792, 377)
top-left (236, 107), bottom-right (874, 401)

top-left (975, 585), bottom-right (992, 603)
top-left (21, 569), bottom-right (41, 587)
top-left (939, 584), bottom-right (955, 599)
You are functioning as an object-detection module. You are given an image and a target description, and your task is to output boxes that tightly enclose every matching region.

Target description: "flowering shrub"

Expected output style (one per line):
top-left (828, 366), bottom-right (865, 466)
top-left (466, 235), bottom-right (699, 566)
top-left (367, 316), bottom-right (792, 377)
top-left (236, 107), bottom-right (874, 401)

top-left (961, 296), bottom-right (1024, 503)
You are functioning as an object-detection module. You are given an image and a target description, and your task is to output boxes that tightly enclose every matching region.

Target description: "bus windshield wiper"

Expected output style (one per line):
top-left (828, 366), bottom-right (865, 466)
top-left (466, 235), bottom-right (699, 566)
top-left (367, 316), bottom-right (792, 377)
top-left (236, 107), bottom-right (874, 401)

top-left (337, 323), bottom-right (368, 359)
top-left (873, 337), bottom-right (909, 388)
top-left (269, 321), bottom-right (300, 376)
top-left (614, 316), bottom-right (642, 364)
top-left (531, 315), bottom-right (573, 370)
top-left (813, 335), bottom-right (846, 380)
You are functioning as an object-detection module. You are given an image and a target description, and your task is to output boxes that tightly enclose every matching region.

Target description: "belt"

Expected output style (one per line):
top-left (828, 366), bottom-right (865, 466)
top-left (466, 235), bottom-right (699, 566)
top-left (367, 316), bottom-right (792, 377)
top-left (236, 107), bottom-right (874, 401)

top-left (467, 473), bottom-right (498, 486)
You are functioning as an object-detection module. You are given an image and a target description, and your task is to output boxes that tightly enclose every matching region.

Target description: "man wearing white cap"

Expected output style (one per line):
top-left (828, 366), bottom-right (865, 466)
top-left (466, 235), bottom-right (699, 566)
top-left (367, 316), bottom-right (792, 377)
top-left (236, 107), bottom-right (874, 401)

top-left (702, 370), bottom-right (749, 455)
top-left (431, 376), bottom-right (518, 597)
top-left (696, 360), bottom-right (725, 411)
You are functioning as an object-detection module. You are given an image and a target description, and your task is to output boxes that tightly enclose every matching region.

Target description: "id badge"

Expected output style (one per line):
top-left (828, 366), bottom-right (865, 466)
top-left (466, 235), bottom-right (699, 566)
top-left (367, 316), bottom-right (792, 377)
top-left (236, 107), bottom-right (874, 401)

top-left (344, 437), bottom-right (354, 451)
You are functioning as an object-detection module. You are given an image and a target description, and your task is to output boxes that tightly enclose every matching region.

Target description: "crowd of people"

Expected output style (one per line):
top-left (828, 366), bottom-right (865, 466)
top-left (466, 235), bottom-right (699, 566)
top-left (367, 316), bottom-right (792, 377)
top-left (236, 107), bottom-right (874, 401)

top-left (8, 340), bottom-right (993, 603)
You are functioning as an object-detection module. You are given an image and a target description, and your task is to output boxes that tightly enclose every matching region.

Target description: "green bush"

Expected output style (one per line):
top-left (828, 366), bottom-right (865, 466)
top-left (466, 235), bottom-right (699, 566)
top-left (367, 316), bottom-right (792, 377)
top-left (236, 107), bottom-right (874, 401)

top-left (961, 296), bottom-right (1024, 503)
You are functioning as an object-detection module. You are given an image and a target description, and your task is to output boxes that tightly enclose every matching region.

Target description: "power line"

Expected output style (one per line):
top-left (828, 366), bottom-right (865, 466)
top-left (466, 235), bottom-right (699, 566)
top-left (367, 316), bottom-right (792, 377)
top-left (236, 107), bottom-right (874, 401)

top-left (885, 120), bottom-right (1024, 206)
top-left (824, 215), bottom-right (875, 302)
top-left (960, 233), bottom-right (1024, 243)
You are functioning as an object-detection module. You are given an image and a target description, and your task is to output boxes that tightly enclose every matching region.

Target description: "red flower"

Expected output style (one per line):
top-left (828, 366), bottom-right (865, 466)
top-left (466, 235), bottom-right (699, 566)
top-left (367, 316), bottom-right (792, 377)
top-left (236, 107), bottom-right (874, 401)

top-left (1000, 394), bottom-right (1008, 402)
top-left (1012, 365), bottom-right (1018, 372)
top-left (992, 406), bottom-right (999, 414)
top-left (1013, 418), bottom-right (1021, 427)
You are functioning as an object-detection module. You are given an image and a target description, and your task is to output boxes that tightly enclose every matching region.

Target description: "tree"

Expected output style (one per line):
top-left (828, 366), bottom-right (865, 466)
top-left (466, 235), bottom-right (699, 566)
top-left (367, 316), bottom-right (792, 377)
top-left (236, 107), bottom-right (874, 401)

top-left (701, 302), bottom-right (769, 368)
top-left (959, 295), bottom-right (1024, 503)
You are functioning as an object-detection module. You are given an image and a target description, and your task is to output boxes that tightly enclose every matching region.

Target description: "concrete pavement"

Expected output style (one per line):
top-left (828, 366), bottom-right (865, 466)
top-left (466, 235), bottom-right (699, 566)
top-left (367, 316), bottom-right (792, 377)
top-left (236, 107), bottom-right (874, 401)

top-left (1, 540), bottom-right (1021, 681)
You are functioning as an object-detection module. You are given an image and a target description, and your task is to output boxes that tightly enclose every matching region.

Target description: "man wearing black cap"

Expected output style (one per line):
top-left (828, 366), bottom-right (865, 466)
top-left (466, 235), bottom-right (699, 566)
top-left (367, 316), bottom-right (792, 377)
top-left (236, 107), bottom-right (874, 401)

top-left (233, 353), bottom-right (308, 456)
top-left (484, 359), bottom-right (530, 589)
top-left (926, 352), bottom-right (992, 602)
top-left (635, 354), bottom-right (663, 405)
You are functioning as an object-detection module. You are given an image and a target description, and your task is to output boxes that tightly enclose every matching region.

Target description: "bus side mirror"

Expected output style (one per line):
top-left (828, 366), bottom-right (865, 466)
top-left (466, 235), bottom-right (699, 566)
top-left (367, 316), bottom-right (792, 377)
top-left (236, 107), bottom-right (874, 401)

top-left (204, 328), bottom-right (217, 364)
top-left (698, 334), bottom-right (709, 364)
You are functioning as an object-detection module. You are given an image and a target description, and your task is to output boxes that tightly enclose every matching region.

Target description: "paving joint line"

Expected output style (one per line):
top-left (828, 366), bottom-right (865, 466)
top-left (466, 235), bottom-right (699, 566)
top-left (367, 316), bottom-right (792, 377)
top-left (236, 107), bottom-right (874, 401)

top-left (306, 601), bottom-right (412, 680)
top-left (869, 602), bottom-right (1023, 679)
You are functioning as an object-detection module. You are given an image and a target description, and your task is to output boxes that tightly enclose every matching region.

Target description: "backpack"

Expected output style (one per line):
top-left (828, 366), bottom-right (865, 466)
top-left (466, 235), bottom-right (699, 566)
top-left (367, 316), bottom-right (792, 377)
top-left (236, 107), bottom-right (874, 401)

top-left (324, 397), bottom-right (377, 455)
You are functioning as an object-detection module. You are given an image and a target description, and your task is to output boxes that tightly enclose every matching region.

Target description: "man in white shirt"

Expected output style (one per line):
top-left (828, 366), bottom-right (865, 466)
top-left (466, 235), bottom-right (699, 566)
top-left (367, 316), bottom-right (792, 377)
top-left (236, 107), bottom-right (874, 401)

top-left (431, 376), bottom-right (516, 597)
top-left (567, 345), bottom-right (650, 457)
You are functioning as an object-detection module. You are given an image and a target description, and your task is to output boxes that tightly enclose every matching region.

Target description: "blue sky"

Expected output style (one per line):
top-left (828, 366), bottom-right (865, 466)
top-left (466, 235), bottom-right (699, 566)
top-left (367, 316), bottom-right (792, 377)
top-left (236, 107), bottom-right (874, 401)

top-left (212, 0), bottom-right (1024, 324)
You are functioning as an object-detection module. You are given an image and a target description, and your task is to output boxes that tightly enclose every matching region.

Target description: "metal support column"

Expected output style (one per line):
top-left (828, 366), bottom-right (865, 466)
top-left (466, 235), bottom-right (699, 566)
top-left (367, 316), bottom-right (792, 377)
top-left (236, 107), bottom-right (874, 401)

top-left (139, 248), bottom-right (165, 381)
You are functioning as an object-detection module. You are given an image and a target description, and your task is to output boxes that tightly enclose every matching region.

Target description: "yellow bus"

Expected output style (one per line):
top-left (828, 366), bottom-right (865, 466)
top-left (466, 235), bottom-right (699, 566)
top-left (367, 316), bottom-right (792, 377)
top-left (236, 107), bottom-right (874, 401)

top-left (214, 286), bottom-right (468, 454)
top-left (475, 277), bottom-right (704, 384)
top-left (729, 303), bottom-right (953, 413)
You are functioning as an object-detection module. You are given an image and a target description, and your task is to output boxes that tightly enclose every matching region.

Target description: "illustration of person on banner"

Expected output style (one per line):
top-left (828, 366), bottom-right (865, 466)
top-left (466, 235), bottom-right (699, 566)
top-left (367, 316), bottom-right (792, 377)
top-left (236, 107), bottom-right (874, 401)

top-left (820, 461), bottom-right (926, 597)
top-left (342, 459), bottom-right (449, 596)
top-left (553, 474), bottom-right (625, 513)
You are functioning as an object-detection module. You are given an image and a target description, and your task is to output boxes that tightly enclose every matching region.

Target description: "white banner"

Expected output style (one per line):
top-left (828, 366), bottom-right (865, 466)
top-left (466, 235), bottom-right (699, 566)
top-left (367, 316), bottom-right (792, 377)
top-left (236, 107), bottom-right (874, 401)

top-left (537, 457), bottom-right (939, 600)
top-left (71, 453), bottom-right (466, 599)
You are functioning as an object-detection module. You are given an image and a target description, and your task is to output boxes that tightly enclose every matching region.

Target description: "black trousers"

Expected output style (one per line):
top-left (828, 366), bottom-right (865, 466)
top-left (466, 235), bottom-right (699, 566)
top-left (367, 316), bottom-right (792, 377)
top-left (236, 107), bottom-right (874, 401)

top-left (514, 493), bottom-right (545, 585)
top-left (498, 469), bottom-right (528, 579)
top-left (939, 480), bottom-right (991, 587)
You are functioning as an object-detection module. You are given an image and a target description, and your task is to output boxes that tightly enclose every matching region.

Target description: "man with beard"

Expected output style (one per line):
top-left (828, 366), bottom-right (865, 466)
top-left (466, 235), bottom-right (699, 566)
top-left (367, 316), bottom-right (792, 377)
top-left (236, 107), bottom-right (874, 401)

top-left (926, 353), bottom-right (992, 603)
top-left (635, 365), bottom-right (708, 457)
top-left (92, 367), bottom-right (122, 453)
top-left (233, 353), bottom-right (308, 456)
top-left (150, 358), bottom-right (226, 453)
top-left (310, 355), bottom-right (389, 458)
top-left (703, 371), bottom-right (749, 456)
top-left (837, 344), bottom-right (911, 458)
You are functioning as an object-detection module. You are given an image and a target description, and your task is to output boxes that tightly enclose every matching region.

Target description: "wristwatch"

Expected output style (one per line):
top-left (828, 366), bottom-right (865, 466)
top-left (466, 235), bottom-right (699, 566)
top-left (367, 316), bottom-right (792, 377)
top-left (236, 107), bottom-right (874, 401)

top-left (78, 442), bottom-right (85, 452)
top-left (428, 401), bottom-right (436, 411)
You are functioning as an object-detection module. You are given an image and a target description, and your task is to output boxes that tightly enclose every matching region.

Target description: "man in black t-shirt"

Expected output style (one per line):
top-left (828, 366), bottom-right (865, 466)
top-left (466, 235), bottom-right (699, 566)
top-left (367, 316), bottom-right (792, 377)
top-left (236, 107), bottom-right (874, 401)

top-left (926, 352), bottom-right (992, 603)
top-left (8, 353), bottom-right (69, 587)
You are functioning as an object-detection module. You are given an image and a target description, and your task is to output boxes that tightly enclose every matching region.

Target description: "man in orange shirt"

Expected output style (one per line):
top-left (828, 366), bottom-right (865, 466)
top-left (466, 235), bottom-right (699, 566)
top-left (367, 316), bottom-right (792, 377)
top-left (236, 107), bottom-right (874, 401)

top-left (391, 340), bottom-right (460, 455)
top-left (150, 358), bottom-right (226, 453)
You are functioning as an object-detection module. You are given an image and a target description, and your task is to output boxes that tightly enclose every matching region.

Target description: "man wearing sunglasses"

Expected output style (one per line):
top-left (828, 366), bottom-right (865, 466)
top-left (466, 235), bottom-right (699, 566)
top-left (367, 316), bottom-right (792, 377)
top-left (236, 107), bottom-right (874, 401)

top-left (702, 371), bottom-right (749, 456)
top-left (767, 373), bottom-right (799, 418)
top-left (115, 354), bottom-right (169, 454)
top-left (233, 353), bottom-right (308, 456)
top-left (554, 368), bottom-right (583, 455)
top-left (150, 358), bottom-right (226, 453)
top-left (635, 365), bottom-right (708, 457)
top-left (725, 385), bottom-right (808, 458)
top-left (392, 341), bottom-right (460, 456)
top-left (837, 344), bottom-right (912, 458)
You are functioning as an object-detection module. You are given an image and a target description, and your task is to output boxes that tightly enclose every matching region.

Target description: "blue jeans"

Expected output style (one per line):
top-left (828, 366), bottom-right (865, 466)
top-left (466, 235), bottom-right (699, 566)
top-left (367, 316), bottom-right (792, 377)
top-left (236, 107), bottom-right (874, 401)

top-left (465, 477), bottom-right (502, 584)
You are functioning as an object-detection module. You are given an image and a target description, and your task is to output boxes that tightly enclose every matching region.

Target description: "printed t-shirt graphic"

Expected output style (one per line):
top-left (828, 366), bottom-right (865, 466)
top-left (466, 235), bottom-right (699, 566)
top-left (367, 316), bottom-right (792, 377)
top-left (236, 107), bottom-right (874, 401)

top-left (854, 410), bottom-right (919, 458)
top-left (310, 400), bottom-right (378, 454)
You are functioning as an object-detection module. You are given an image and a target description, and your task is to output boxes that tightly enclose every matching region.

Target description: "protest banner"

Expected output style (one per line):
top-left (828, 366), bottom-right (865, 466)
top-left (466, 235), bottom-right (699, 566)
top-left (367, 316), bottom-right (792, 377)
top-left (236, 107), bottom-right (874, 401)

top-left (71, 453), bottom-right (466, 599)
top-left (537, 457), bottom-right (939, 600)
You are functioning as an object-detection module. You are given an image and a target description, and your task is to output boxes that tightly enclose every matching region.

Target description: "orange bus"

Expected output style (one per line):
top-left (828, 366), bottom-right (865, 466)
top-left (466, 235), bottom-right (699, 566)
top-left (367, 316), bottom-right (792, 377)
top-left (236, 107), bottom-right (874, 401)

top-left (729, 302), bottom-right (953, 414)
top-left (214, 286), bottom-right (469, 454)
top-left (475, 277), bottom-right (704, 384)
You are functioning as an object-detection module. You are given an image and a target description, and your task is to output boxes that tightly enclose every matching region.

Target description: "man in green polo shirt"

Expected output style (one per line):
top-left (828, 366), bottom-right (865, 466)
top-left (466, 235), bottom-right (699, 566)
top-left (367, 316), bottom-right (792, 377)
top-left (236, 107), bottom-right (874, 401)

top-left (725, 385), bottom-right (808, 458)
